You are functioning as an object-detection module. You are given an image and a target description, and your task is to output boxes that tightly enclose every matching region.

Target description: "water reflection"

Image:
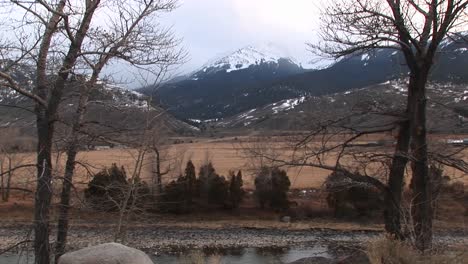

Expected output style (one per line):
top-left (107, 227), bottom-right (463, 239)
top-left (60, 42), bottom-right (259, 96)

top-left (0, 245), bottom-right (331, 264)
top-left (152, 245), bottom-right (330, 264)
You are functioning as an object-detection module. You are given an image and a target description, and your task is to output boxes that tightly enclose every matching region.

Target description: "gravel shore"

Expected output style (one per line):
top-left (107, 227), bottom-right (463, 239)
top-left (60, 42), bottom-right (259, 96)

top-left (1, 223), bottom-right (467, 253)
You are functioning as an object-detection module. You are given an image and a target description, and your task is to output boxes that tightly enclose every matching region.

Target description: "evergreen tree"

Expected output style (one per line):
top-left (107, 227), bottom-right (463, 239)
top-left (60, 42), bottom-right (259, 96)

top-left (84, 164), bottom-right (129, 211)
top-left (184, 160), bottom-right (197, 201)
top-left (198, 162), bottom-right (229, 206)
top-left (229, 170), bottom-right (244, 208)
top-left (198, 162), bottom-right (216, 198)
top-left (254, 167), bottom-right (291, 211)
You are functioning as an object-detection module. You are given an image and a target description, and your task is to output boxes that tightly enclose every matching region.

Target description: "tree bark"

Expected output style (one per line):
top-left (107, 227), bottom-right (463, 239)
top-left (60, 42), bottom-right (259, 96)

top-left (409, 69), bottom-right (432, 251)
top-left (54, 91), bottom-right (89, 262)
top-left (1, 158), bottom-right (4, 201)
top-left (5, 157), bottom-right (12, 202)
top-left (384, 118), bottom-right (410, 239)
top-left (154, 148), bottom-right (162, 195)
top-left (33, 2), bottom-right (99, 262)
top-left (34, 110), bottom-right (54, 264)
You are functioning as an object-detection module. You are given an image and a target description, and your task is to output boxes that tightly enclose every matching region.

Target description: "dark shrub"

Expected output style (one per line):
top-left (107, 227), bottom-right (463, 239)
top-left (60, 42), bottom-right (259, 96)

top-left (160, 160), bottom-right (198, 213)
top-left (184, 160), bottom-right (197, 202)
top-left (197, 162), bottom-right (229, 206)
top-left (325, 171), bottom-right (382, 218)
top-left (254, 167), bottom-right (291, 211)
top-left (160, 176), bottom-right (191, 214)
top-left (84, 164), bottom-right (129, 211)
top-left (228, 170), bottom-right (245, 209)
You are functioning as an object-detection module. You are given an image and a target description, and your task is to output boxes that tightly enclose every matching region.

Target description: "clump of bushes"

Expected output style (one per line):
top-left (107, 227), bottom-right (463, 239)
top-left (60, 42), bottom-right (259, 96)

top-left (198, 162), bottom-right (229, 206)
top-left (160, 160), bottom-right (198, 213)
top-left (325, 170), bottom-right (382, 218)
top-left (254, 167), bottom-right (291, 211)
top-left (228, 170), bottom-right (244, 209)
top-left (160, 175), bottom-right (193, 214)
top-left (161, 161), bottom-right (245, 213)
top-left (84, 163), bottom-right (150, 212)
top-left (84, 164), bottom-right (129, 211)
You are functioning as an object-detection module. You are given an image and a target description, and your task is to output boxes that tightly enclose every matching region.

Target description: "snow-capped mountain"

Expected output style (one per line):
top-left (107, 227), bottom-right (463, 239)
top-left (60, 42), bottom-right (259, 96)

top-left (140, 34), bottom-right (468, 126)
top-left (301, 55), bottom-right (337, 70)
top-left (193, 43), bottom-right (299, 76)
top-left (141, 43), bottom-right (307, 120)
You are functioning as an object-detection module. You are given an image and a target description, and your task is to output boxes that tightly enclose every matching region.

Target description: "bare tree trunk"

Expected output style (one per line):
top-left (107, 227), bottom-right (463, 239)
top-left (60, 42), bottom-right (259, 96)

top-left (384, 118), bottom-right (410, 239)
top-left (409, 70), bottom-right (432, 251)
top-left (5, 157), bottom-right (12, 202)
top-left (154, 147), bottom-right (163, 195)
top-left (34, 112), bottom-right (54, 264)
top-left (1, 158), bottom-right (4, 201)
top-left (55, 87), bottom-right (89, 262)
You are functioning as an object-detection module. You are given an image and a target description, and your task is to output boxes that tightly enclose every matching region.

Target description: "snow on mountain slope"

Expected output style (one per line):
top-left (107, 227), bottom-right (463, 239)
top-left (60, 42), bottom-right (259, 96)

top-left (195, 43), bottom-right (298, 74)
top-left (301, 55), bottom-right (336, 70)
top-left (215, 79), bottom-right (468, 131)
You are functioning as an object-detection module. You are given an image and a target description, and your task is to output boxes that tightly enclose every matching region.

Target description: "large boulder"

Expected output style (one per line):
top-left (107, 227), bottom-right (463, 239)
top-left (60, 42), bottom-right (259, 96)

top-left (58, 243), bottom-right (154, 264)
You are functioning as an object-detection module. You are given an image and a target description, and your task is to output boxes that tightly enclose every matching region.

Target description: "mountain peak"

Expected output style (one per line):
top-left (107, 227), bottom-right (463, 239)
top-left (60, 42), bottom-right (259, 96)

top-left (195, 43), bottom-right (297, 75)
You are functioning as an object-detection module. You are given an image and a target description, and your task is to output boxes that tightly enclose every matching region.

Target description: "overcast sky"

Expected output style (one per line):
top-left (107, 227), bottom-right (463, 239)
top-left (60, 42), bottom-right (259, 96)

top-left (162, 0), bottom-right (322, 74)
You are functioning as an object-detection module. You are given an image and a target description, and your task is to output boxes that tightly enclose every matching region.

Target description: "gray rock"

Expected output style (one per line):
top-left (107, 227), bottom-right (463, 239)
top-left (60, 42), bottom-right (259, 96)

top-left (280, 216), bottom-right (291, 223)
top-left (58, 242), bottom-right (154, 264)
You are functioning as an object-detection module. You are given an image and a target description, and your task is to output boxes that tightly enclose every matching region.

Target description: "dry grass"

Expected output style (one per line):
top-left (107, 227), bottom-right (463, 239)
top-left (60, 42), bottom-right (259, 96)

top-left (367, 236), bottom-right (468, 264)
top-left (7, 136), bottom-right (468, 191)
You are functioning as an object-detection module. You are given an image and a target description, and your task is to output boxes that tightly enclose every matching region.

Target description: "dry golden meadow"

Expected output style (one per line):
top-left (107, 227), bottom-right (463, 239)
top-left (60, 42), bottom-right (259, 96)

top-left (7, 134), bottom-right (468, 191)
top-left (1, 134), bottom-right (467, 230)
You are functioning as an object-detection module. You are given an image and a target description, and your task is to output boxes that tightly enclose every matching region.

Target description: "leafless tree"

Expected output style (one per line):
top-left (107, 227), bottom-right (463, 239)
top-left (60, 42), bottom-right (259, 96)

top-left (55, 12), bottom-right (183, 264)
top-left (308, 0), bottom-right (468, 250)
top-left (0, 0), bottom-right (183, 263)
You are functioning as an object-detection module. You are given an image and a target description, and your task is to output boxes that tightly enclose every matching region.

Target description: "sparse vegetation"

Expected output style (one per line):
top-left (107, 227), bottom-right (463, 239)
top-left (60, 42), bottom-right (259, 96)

top-left (366, 236), bottom-right (468, 264)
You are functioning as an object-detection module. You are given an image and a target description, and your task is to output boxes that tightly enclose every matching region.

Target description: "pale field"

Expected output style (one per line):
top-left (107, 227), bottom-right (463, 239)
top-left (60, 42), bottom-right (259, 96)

top-left (5, 135), bottom-right (468, 190)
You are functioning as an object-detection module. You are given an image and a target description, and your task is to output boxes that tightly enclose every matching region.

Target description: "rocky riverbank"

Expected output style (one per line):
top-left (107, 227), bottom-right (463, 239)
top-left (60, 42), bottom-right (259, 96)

top-left (1, 223), bottom-right (467, 254)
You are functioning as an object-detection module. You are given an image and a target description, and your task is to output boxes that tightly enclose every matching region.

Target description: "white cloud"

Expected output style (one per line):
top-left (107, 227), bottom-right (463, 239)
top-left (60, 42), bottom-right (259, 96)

top-left (164, 0), bottom-right (322, 74)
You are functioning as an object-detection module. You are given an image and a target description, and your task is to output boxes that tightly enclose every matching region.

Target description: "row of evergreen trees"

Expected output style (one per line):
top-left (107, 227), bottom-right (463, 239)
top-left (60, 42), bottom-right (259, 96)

top-left (84, 161), bottom-right (292, 214)
top-left (160, 161), bottom-right (245, 213)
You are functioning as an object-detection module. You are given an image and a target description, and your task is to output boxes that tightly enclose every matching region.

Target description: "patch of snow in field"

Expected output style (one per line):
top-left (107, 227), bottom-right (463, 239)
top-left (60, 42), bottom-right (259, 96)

top-left (361, 54), bottom-right (370, 61)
